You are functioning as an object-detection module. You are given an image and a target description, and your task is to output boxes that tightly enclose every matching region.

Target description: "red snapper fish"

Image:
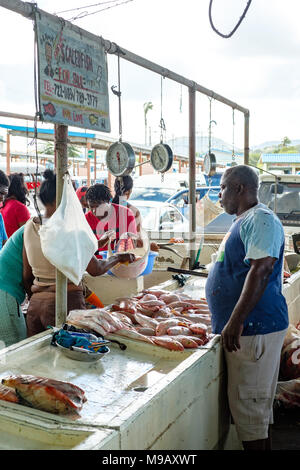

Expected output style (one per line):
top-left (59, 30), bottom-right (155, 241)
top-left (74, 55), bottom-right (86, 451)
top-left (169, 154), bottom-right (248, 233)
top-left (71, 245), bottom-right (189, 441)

top-left (2, 375), bottom-right (87, 415)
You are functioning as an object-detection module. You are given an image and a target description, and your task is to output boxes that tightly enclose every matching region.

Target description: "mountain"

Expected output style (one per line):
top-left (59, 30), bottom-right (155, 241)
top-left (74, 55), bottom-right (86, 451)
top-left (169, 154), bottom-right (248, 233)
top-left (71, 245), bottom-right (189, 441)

top-left (167, 135), bottom-right (242, 156)
top-left (251, 140), bottom-right (300, 151)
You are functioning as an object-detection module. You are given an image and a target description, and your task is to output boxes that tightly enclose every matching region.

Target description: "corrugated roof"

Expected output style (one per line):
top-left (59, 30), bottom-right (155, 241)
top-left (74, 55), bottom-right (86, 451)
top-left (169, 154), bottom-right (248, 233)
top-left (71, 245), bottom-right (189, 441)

top-left (261, 153), bottom-right (300, 163)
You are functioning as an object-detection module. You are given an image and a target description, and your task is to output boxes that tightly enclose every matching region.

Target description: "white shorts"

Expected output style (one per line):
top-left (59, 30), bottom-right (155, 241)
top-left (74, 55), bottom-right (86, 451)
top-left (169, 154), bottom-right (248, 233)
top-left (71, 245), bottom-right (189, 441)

top-left (224, 329), bottom-right (287, 442)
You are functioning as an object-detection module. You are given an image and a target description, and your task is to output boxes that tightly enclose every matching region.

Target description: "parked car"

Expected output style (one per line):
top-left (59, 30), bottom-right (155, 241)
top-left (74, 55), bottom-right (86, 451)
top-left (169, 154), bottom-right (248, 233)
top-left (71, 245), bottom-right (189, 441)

top-left (132, 200), bottom-right (189, 233)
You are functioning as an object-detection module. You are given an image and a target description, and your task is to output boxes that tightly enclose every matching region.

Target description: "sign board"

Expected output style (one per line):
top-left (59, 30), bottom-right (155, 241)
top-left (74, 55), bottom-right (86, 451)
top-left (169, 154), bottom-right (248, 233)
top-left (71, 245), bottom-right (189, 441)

top-left (35, 13), bottom-right (110, 132)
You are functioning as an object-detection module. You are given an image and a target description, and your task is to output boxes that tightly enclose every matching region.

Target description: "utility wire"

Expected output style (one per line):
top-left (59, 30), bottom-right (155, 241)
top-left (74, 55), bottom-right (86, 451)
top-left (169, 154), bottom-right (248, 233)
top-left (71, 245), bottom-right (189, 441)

top-left (67, 0), bottom-right (134, 21)
top-left (208, 0), bottom-right (252, 39)
top-left (54, 0), bottom-right (121, 15)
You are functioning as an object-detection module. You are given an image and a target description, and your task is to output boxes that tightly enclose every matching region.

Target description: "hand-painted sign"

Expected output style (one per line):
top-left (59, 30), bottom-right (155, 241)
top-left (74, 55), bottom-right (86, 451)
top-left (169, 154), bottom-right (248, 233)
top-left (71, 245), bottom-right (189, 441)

top-left (35, 13), bottom-right (110, 132)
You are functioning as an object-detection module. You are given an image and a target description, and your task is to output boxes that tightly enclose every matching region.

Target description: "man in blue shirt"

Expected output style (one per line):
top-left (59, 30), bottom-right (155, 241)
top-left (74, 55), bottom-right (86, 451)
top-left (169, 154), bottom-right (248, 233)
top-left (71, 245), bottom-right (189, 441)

top-left (205, 165), bottom-right (288, 451)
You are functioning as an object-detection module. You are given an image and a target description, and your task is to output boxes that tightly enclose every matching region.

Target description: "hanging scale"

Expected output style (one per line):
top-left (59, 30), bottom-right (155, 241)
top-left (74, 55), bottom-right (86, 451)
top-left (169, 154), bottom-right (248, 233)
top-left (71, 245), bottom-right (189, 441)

top-left (150, 76), bottom-right (173, 181)
top-left (203, 97), bottom-right (217, 177)
top-left (106, 53), bottom-right (135, 177)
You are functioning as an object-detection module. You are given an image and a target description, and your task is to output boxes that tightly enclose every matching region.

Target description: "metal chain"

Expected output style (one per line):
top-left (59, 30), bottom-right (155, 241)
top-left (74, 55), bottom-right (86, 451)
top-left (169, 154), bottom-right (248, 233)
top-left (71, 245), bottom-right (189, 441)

top-left (160, 76), bottom-right (166, 143)
top-left (232, 108), bottom-right (235, 162)
top-left (111, 53), bottom-right (122, 141)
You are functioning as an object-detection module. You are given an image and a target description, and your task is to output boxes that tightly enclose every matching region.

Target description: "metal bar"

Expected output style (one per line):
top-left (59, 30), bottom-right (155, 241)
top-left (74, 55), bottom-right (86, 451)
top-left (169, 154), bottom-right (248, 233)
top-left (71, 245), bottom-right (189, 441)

top-left (188, 86), bottom-right (196, 270)
top-left (0, 110), bottom-right (37, 121)
top-left (54, 124), bottom-right (68, 327)
top-left (0, 0), bottom-right (249, 116)
top-left (244, 111), bottom-right (250, 165)
top-left (6, 131), bottom-right (10, 175)
top-left (167, 267), bottom-right (208, 278)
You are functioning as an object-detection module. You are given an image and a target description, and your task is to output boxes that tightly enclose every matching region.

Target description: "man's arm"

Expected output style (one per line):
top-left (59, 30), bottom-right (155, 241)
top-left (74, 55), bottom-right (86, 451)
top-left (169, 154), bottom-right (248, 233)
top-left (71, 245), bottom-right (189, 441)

top-left (221, 256), bottom-right (276, 352)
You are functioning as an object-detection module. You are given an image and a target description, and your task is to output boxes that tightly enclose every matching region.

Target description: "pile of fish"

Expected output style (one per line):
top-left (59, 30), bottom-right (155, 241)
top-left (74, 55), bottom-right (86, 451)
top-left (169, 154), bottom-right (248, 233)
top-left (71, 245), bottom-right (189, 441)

top-left (67, 289), bottom-right (213, 352)
top-left (0, 374), bottom-right (87, 414)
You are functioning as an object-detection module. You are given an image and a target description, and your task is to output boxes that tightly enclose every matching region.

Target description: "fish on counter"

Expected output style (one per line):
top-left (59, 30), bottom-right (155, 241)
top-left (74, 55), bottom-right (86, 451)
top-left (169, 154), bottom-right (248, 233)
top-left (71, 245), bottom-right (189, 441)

top-left (1, 375), bottom-right (87, 414)
top-left (0, 384), bottom-right (19, 403)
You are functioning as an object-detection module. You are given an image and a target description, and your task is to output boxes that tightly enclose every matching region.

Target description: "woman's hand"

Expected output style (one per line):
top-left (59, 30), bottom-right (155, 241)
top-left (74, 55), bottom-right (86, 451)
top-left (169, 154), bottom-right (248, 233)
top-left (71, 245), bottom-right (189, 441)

top-left (98, 230), bottom-right (116, 249)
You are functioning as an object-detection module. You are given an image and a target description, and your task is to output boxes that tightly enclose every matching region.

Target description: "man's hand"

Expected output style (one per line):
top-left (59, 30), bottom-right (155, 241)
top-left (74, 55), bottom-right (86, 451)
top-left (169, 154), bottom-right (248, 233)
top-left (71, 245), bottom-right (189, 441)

top-left (117, 253), bottom-right (136, 264)
top-left (221, 319), bottom-right (244, 353)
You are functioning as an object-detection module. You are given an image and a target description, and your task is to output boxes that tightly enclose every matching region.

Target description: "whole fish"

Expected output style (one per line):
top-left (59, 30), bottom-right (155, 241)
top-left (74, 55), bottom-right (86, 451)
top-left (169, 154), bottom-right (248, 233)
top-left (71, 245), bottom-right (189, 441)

top-left (135, 326), bottom-right (156, 336)
top-left (152, 336), bottom-right (185, 351)
top-left (159, 293), bottom-right (180, 304)
top-left (2, 375), bottom-right (86, 414)
top-left (166, 326), bottom-right (192, 336)
top-left (188, 323), bottom-right (208, 336)
top-left (134, 313), bottom-right (158, 330)
top-left (169, 335), bottom-right (200, 349)
top-left (110, 311), bottom-right (133, 326)
top-left (156, 319), bottom-right (190, 336)
top-left (177, 313), bottom-right (211, 325)
top-left (0, 384), bottom-right (19, 403)
top-left (113, 328), bottom-right (154, 345)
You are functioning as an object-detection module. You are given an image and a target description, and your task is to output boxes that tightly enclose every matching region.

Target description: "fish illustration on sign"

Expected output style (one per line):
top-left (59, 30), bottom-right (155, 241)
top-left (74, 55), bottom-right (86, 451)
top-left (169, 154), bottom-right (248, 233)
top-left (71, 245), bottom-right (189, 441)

top-left (89, 114), bottom-right (99, 126)
top-left (43, 102), bottom-right (56, 117)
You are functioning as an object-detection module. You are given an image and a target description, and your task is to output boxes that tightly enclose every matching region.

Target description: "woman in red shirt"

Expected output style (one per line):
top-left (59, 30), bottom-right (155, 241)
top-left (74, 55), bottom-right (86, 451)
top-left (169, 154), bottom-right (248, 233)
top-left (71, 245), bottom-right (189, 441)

top-left (1, 173), bottom-right (31, 238)
top-left (85, 184), bottom-right (137, 257)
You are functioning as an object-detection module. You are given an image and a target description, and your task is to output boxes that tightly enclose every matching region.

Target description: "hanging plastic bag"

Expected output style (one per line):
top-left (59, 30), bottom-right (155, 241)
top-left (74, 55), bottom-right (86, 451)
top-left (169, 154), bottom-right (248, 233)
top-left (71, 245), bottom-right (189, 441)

top-left (39, 174), bottom-right (98, 285)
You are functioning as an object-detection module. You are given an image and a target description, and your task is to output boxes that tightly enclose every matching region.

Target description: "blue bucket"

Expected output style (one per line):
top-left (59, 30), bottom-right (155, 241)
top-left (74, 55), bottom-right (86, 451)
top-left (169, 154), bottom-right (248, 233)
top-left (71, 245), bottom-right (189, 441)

top-left (100, 250), bottom-right (158, 277)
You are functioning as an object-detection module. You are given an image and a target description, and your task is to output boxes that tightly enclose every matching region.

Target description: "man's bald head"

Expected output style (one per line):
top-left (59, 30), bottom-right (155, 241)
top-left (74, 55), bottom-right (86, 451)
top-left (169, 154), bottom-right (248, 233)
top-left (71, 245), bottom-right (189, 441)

top-left (223, 165), bottom-right (259, 193)
top-left (219, 165), bottom-right (259, 215)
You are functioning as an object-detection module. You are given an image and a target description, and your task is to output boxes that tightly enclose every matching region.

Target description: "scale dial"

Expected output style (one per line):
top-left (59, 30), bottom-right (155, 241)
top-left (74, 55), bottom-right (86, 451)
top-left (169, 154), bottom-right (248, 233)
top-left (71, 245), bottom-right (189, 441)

top-left (204, 152), bottom-right (217, 176)
top-left (150, 143), bottom-right (173, 173)
top-left (106, 141), bottom-right (135, 177)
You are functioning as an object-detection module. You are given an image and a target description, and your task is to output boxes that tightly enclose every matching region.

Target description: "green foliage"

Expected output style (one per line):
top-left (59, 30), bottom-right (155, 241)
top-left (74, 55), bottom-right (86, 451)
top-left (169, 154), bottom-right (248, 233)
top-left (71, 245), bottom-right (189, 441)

top-left (39, 141), bottom-right (81, 158)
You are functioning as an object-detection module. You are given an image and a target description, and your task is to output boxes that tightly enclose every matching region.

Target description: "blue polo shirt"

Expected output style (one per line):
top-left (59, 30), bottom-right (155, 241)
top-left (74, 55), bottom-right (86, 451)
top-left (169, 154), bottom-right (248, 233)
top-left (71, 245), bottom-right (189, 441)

top-left (205, 203), bottom-right (288, 336)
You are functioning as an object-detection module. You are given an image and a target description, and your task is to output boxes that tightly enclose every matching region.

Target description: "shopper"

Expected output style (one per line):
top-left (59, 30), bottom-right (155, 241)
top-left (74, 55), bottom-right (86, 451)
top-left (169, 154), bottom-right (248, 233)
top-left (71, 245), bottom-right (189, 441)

top-left (0, 226), bottom-right (28, 346)
top-left (76, 186), bottom-right (89, 213)
top-left (205, 164), bottom-right (288, 451)
top-left (112, 176), bottom-right (142, 232)
top-left (1, 173), bottom-right (30, 238)
top-left (0, 170), bottom-right (9, 248)
top-left (85, 183), bottom-right (137, 255)
top-left (23, 170), bottom-right (135, 337)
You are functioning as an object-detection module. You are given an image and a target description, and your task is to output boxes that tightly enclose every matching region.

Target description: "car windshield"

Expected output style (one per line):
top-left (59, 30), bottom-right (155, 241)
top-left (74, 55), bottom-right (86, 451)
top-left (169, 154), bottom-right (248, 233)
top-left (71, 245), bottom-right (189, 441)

top-left (130, 188), bottom-right (175, 202)
top-left (258, 182), bottom-right (300, 214)
top-left (135, 206), bottom-right (158, 230)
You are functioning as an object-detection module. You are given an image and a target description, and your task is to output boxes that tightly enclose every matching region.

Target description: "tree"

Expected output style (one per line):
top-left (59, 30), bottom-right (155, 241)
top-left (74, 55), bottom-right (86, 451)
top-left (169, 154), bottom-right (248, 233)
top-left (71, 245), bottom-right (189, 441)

top-left (143, 102), bottom-right (153, 145)
top-left (281, 136), bottom-right (291, 148)
top-left (39, 141), bottom-right (81, 159)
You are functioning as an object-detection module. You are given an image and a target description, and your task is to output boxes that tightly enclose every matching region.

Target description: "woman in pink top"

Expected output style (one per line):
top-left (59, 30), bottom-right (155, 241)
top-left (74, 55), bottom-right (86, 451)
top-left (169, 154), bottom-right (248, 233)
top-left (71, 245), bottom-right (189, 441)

top-left (1, 173), bottom-right (31, 238)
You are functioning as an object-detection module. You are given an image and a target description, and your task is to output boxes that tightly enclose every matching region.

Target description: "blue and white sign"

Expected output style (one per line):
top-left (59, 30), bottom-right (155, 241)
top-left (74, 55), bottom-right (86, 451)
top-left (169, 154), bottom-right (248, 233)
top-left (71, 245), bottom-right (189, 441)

top-left (35, 13), bottom-right (110, 132)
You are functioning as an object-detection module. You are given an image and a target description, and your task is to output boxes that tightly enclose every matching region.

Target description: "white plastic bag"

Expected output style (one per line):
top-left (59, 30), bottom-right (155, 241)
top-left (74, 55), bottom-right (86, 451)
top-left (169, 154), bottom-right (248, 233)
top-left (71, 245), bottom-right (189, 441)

top-left (39, 175), bottom-right (98, 285)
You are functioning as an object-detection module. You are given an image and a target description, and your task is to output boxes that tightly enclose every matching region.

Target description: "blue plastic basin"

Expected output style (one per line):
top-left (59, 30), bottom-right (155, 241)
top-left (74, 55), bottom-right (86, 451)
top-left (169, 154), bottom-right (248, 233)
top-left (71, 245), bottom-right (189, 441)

top-left (100, 250), bottom-right (158, 277)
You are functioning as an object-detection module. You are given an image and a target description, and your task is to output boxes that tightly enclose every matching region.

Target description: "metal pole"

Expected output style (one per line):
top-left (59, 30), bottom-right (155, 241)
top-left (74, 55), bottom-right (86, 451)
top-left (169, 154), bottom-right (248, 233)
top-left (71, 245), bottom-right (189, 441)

top-left (54, 124), bottom-right (68, 327)
top-left (244, 111), bottom-right (250, 165)
top-left (188, 86), bottom-right (196, 269)
top-left (94, 149), bottom-right (97, 182)
top-left (6, 131), bottom-right (10, 175)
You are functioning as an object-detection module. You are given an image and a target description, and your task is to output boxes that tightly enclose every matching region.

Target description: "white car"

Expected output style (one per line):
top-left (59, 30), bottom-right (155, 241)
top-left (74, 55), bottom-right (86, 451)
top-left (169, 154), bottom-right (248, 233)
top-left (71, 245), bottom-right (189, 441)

top-left (131, 200), bottom-right (201, 241)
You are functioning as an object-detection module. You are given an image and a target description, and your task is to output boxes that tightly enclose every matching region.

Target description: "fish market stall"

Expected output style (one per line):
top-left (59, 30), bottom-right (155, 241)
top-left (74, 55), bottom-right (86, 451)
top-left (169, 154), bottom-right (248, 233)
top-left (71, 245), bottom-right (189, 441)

top-left (0, 266), bottom-right (298, 450)
top-left (0, 274), bottom-right (233, 450)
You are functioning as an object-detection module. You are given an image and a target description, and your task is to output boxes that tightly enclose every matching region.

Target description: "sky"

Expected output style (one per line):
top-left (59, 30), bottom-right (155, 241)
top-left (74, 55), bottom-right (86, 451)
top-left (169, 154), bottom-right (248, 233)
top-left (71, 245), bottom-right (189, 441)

top-left (0, 0), bottom-right (300, 151)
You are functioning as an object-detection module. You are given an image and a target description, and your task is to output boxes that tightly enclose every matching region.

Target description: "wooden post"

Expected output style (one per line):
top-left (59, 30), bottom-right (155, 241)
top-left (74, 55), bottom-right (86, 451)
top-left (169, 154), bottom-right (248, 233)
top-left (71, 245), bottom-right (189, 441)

top-left (54, 124), bottom-right (68, 327)
top-left (6, 131), bottom-right (10, 175)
